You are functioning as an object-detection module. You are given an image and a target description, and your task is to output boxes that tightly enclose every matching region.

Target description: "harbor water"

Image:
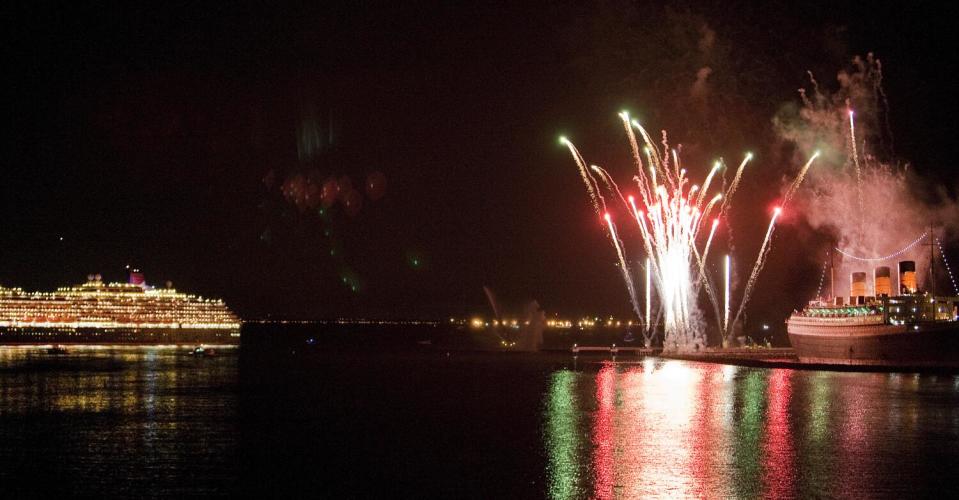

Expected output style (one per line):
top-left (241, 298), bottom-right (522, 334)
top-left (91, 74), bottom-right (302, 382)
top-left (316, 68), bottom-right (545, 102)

top-left (3, 324), bottom-right (959, 497)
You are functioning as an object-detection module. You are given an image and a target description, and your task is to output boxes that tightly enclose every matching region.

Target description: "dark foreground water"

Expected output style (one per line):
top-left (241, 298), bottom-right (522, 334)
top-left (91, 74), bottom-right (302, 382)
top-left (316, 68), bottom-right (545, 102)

top-left (3, 325), bottom-right (959, 498)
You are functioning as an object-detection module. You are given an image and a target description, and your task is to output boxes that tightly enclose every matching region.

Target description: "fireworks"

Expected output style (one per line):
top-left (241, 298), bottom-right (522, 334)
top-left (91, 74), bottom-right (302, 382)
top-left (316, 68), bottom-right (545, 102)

top-left (563, 112), bottom-right (818, 351)
top-left (724, 254), bottom-right (731, 335)
top-left (729, 207), bottom-right (782, 338)
top-left (604, 213), bottom-right (643, 321)
top-left (848, 108), bottom-right (865, 217)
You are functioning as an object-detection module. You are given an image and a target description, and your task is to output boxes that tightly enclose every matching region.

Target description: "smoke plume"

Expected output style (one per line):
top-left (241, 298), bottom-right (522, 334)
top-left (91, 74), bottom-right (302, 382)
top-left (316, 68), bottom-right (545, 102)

top-left (774, 54), bottom-right (959, 296)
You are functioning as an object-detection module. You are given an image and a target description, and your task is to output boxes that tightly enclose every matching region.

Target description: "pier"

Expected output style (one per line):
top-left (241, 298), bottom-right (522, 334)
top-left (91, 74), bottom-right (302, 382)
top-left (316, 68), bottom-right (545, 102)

top-left (569, 344), bottom-right (659, 355)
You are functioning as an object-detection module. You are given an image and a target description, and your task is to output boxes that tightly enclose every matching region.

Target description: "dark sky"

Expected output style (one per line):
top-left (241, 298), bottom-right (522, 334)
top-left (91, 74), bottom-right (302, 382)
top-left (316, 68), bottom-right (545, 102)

top-left (5, 1), bottom-right (959, 330)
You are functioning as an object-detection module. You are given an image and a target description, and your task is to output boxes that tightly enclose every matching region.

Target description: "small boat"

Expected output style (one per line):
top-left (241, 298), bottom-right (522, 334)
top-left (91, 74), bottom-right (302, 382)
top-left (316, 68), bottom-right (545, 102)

top-left (192, 346), bottom-right (218, 357)
top-left (47, 345), bottom-right (68, 355)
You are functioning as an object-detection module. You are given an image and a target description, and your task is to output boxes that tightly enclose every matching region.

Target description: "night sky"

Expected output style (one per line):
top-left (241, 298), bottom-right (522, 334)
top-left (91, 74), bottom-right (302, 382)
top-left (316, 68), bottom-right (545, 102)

top-left (5, 1), bottom-right (959, 331)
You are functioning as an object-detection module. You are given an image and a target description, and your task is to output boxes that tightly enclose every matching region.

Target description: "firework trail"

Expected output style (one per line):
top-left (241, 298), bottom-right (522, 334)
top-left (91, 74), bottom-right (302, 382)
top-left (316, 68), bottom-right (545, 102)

top-left (692, 236), bottom-right (723, 346)
top-left (605, 213), bottom-right (644, 322)
top-left (782, 151), bottom-right (821, 205)
top-left (724, 254), bottom-right (731, 334)
top-left (619, 112), bottom-right (652, 205)
top-left (631, 119), bottom-right (665, 176)
top-left (661, 131), bottom-right (672, 174)
top-left (700, 218), bottom-right (720, 275)
top-left (561, 138), bottom-right (603, 215)
top-left (697, 162), bottom-right (722, 207)
top-left (700, 194), bottom-right (723, 230)
top-left (729, 207), bottom-right (781, 338)
top-left (872, 56), bottom-right (895, 155)
top-left (720, 154), bottom-right (752, 216)
top-left (645, 257), bottom-right (651, 335)
top-left (591, 165), bottom-right (631, 209)
top-left (848, 108), bottom-right (865, 217)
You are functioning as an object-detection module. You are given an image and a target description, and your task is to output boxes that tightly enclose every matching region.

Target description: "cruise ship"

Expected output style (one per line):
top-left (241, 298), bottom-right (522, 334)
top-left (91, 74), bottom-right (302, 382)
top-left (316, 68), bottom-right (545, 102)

top-left (0, 271), bottom-right (240, 345)
top-left (787, 260), bottom-right (959, 367)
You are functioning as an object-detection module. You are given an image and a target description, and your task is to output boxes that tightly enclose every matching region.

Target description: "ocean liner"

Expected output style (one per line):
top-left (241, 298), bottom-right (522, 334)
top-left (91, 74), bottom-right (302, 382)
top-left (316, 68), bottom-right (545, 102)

top-left (0, 271), bottom-right (240, 345)
top-left (787, 259), bottom-right (959, 367)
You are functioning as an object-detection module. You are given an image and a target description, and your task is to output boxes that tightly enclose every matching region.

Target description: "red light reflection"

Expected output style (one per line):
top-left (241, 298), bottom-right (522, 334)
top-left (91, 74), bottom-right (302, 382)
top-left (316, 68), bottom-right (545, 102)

top-left (763, 369), bottom-right (796, 497)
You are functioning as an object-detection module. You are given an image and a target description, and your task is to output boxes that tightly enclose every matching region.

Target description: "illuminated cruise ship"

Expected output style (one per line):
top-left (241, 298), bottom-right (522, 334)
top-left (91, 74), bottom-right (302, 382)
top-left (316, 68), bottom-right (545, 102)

top-left (0, 271), bottom-right (240, 345)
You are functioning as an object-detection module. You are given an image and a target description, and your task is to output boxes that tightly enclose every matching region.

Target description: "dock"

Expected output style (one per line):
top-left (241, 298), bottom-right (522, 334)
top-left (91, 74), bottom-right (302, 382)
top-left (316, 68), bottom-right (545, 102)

top-left (570, 344), bottom-right (658, 355)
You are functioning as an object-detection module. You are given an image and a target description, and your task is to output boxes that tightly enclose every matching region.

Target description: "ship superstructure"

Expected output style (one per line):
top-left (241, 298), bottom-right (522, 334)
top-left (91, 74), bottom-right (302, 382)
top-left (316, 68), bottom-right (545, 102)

top-left (787, 259), bottom-right (959, 366)
top-left (0, 272), bottom-right (240, 345)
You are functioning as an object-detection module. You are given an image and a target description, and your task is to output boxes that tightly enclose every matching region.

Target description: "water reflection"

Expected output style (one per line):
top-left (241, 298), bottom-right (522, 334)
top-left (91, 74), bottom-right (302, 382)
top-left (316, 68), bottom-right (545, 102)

top-left (543, 359), bottom-right (959, 499)
top-left (545, 370), bottom-right (586, 498)
top-left (762, 369), bottom-right (794, 498)
top-left (0, 346), bottom-right (237, 496)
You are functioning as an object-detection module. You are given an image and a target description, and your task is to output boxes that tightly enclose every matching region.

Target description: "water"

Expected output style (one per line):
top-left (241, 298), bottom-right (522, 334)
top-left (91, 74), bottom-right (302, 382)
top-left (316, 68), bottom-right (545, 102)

top-left (3, 325), bottom-right (959, 497)
top-left (542, 360), bottom-right (959, 498)
top-left (0, 346), bottom-right (237, 497)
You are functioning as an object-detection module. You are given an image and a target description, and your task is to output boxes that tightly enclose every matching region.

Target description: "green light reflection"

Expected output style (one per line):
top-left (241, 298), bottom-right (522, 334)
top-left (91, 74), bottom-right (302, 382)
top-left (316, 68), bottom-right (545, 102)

top-left (545, 370), bottom-right (586, 499)
top-left (797, 371), bottom-right (835, 497)
top-left (733, 369), bottom-right (767, 498)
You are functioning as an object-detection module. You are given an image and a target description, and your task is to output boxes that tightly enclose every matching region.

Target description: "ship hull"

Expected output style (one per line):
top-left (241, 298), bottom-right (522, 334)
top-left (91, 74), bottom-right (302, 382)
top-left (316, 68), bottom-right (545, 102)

top-left (0, 326), bottom-right (240, 345)
top-left (787, 320), bottom-right (959, 367)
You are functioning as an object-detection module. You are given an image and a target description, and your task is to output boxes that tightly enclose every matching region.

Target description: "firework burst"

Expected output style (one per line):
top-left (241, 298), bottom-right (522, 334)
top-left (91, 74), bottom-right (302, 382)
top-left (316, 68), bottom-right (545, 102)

top-left (563, 112), bottom-right (818, 351)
